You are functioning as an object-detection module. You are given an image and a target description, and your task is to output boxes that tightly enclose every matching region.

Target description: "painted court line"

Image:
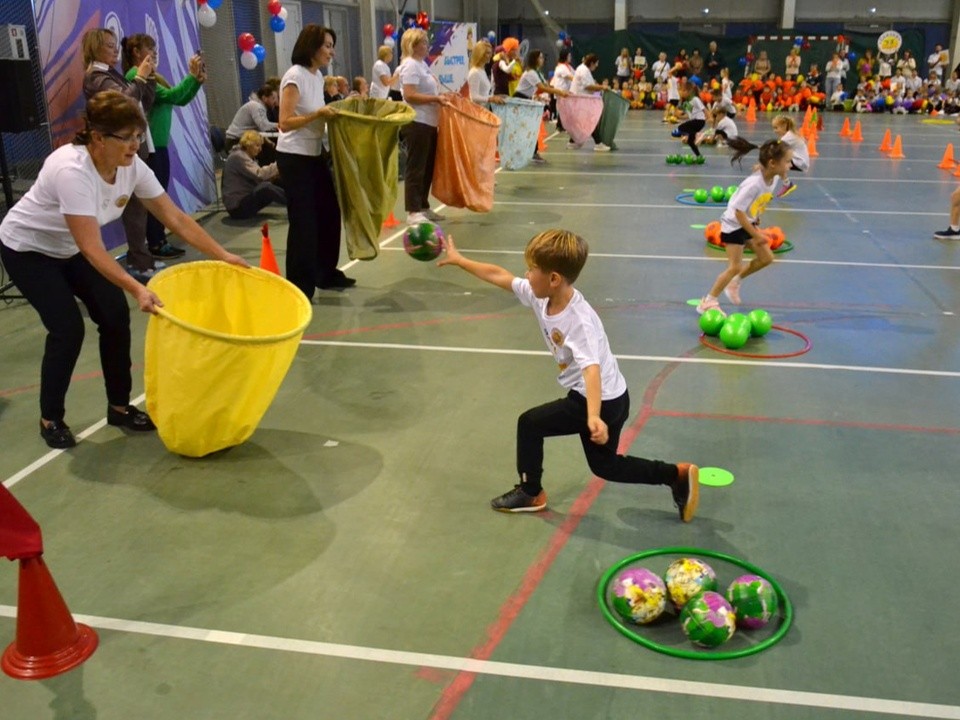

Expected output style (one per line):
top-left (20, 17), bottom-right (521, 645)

top-left (505, 169), bottom-right (950, 184)
top-left (2, 393), bottom-right (145, 490)
top-left (493, 200), bottom-right (942, 216)
top-left (300, 340), bottom-right (960, 378)
top-left (0, 606), bottom-right (954, 718)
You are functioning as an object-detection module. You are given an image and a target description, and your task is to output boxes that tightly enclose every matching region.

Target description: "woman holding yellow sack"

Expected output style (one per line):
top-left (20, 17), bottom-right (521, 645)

top-left (0, 91), bottom-right (247, 449)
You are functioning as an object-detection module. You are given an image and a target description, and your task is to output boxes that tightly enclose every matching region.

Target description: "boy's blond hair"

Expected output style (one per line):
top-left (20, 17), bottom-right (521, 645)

top-left (524, 230), bottom-right (589, 283)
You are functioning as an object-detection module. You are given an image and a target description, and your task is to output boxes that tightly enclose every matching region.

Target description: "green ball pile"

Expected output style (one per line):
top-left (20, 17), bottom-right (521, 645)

top-left (699, 308), bottom-right (773, 349)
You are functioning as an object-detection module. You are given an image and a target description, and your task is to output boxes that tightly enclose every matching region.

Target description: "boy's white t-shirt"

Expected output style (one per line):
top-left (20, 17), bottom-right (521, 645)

top-left (780, 130), bottom-right (810, 170)
top-left (720, 171), bottom-right (779, 234)
top-left (0, 143), bottom-right (163, 258)
top-left (276, 64), bottom-right (327, 157)
top-left (370, 59), bottom-right (392, 99)
top-left (512, 278), bottom-right (627, 400)
top-left (716, 116), bottom-right (738, 139)
top-left (399, 57), bottom-right (440, 126)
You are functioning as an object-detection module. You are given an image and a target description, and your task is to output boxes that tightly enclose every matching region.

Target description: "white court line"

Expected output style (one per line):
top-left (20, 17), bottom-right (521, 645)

top-left (493, 199), bottom-right (943, 216)
top-left (377, 246), bottom-right (960, 271)
top-left (2, 393), bottom-right (145, 490)
top-left (502, 169), bottom-right (949, 184)
top-left (0, 606), bottom-right (955, 719)
top-left (300, 340), bottom-right (960, 379)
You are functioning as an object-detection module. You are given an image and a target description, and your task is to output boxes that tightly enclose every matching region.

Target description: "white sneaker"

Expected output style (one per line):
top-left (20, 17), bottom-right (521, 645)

top-left (696, 296), bottom-right (725, 315)
top-left (723, 278), bottom-right (742, 304)
top-left (423, 209), bottom-right (446, 222)
top-left (594, 142), bottom-right (611, 152)
top-left (567, 140), bottom-right (583, 149)
top-left (406, 212), bottom-right (428, 225)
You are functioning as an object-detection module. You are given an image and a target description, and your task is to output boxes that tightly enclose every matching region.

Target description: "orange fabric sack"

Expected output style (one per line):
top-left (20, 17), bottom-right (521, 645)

top-left (432, 94), bottom-right (501, 213)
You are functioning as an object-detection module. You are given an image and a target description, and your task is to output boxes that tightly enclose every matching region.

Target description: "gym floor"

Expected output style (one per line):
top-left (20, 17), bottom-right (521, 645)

top-left (2, 110), bottom-right (959, 719)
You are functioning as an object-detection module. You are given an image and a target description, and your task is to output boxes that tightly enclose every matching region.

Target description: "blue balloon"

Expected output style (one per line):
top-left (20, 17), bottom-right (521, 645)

top-left (738, 56), bottom-right (748, 66)
top-left (253, 43), bottom-right (266, 62)
top-left (404, 17), bottom-right (416, 28)
top-left (690, 74), bottom-right (702, 87)
top-left (206, 0), bottom-right (223, 8)
top-left (392, 30), bottom-right (399, 41)
top-left (847, 51), bottom-right (857, 60)
top-left (487, 30), bottom-right (496, 43)
top-left (270, 15), bottom-right (286, 32)
top-left (558, 31), bottom-right (567, 40)
top-left (794, 37), bottom-right (803, 46)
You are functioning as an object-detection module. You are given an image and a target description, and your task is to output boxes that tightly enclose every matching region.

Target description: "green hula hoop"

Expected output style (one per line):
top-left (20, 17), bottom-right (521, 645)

top-left (597, 546), bottom-right (793, 660)
top-left (705, 239), bottom-right (794, 254)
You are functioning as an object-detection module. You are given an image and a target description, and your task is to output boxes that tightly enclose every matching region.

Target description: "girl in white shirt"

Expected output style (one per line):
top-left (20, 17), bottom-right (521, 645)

top-left (697, 140), bottom-right (793, 315)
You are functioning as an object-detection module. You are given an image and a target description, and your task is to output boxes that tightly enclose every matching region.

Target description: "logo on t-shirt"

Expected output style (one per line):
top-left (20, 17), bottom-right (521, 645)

top-left (548, 328), bottom-right (569, 371)
top-left (115, 195), bottom-right (130, 208)
top-left (749, 192), bottom-right (774, 219)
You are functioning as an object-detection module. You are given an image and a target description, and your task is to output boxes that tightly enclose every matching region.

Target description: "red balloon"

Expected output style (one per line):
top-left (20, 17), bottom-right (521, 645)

top-left (237, 33), bottom-right (256, 52)
top-left (267, 0), bottom-right (282, 15)
top-left (383, 23), bottom-right (394, 37)
top-left (416, 11), bottom-right (427, 25)
top-left (564, 38), bottom-right (572, 47)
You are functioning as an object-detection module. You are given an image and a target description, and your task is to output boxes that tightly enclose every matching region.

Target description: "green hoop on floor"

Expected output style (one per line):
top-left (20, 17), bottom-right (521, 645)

top-left (705, 239), bottom-right (794, 254)
top-left (597, 546), bottom-right (793, 660)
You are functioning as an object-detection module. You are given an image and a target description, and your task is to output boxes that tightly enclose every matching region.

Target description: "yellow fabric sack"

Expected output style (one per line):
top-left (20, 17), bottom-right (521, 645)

top-left (144, 262), bottom-right (312, 457)
top-left (432, 94), bottom-right (500, 212)
top-left (326, 98), bottom-right (415, 261)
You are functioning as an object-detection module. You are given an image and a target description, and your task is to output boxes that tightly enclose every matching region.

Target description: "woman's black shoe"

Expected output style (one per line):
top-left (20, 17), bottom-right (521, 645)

top-left (107, 405), bottom-right (156, 432)
top-left (40, 420), bottom-right (77, 449)
top-left (318, 272), bottom-right (356, 289)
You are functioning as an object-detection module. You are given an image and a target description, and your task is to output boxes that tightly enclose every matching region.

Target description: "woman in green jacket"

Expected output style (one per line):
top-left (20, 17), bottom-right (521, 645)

top-left (123, 34), bottom-right (205, 258)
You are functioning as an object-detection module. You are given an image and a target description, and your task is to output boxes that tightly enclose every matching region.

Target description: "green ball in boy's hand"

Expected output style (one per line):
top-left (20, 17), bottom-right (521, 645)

top-left (699, 308), bottom-right (725, 336)
top-left (747, 309), bottom-right (773, 336)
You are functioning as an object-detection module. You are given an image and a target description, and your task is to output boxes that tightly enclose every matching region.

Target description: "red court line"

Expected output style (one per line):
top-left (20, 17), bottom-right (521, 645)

top-left (0, 369), bottom-right (105, 399)
top-left (651, 409), bottom-right (960, 435)
top-left (426, 357), bottom-right (687, 720)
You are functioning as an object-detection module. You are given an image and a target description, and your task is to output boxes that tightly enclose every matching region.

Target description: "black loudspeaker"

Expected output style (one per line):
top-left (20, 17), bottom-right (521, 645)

top-left (0, 59), bottom-right (41, 133)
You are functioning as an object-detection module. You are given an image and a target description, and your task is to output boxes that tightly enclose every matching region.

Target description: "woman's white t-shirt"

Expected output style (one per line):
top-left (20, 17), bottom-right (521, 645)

top-left (512, 278), bottom-right (627, 400)
top-left (467, 66), bottom-right (492, 103)
top-left (571, 64), bottom-right (599, 95)
top-left (551, 63), bottom-right (574, 92)
top-left (515, 69), bottom-right (542, 98)
top-left (276, 64), bottom-right (327, 157)
top-left (721, 171), bottom-right (779, 233)
top-left (399, 57), bottom-right (440, 126)
top-left (0, 144), bottom-right (163, 258)
top-left (615, 56), bottom-right (631, 77)
top-left (370, 59), bottom-right (392, 99)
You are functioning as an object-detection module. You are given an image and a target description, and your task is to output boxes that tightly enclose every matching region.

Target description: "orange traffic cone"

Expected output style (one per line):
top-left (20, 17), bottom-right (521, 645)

top-left (952, 160), bottom-right (960, 177)
top-left (937, 143), bottom-right (956, 169)
top-left (888, 134), bottom-right (905, 159)
top-left (878, 128), bottom-right (892, 152)
top-left (815, 108), bottom-right (823, 131)
top-left (537, 119), bottom-right (548, 153)
top-left (839, 117), bottom-right (851, 137)
top-left (745, 103), bottom-right (757, 122)
top-left (807, 134), bottom-right (819, 158)
top-left (2, 556), bottom-right (98, 679)
top-left (381, 211), bottom-right (400, 229)
top-left (850, 120), bottom-right (863, 142)
top-left (803, 106), bottom-right (813, 128)
top-left (259, 223), bottom-right (280, 275)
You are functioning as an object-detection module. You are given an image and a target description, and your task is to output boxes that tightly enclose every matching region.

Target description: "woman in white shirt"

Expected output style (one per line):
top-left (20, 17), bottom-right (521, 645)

top-left (467, 40), bottom-right (503, 105)
top-left (276, 24), bottom-right (347, 298)
top-left (569, 53), bottom-right (610, 151)
top-left (399, 28), bottom-right (449, 225)
top-left (369, 45), bottom-right (397, 100)
top-left (0, 91), bottom-right (246, 448)
top-left (550, 49), bottom-right (575, 130)
top-left (824, 53), bottom-right (843, 107)
top-left (513, 49), bottom-right (568, 162)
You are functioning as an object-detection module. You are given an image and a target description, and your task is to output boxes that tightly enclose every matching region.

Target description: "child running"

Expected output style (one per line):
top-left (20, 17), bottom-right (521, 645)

top-left (438, 229), bottom-right (700, 521)
top-left (697, 140), bottom-right (793, 315)
top-left (727, 115), bottom-right (809, 197)
top-left (671, 82), bottom-right (707, 156)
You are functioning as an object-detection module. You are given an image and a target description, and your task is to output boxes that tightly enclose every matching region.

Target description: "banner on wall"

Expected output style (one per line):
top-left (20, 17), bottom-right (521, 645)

top-left (33, 0), bottom-right (215, 228)
top-left (427, 22), bottom-right (477, 94)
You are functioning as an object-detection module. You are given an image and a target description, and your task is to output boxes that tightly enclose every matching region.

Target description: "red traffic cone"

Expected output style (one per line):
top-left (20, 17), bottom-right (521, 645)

top-left (259, 223), bottom-right (280, 275)
top-left (2, 556), bottom-right (98, 679)
top-left (381, 211), bottom-right (400, 230)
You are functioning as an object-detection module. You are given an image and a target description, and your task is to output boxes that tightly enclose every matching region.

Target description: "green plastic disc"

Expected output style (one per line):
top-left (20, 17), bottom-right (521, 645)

top-left (686, 298), bottom-right (701, 306)
top-left (699, 467), bottom-right (735, 487)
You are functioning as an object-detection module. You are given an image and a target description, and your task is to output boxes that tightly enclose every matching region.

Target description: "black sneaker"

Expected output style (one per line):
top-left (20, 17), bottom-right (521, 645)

top-left (671, 463), bottom-right (700, 523)
top-left (40, 420), bottom-right (76, 449)
top-left (933, 227), bottom-right (960, 239)
top-left (150, 242), bottom-right (186, 258)
top-left (107, 405), bottom-right (156, 432)
top-left (490, 485), bottom-right (547, 513)
top-left (319, 270), bottom-right (356, 289)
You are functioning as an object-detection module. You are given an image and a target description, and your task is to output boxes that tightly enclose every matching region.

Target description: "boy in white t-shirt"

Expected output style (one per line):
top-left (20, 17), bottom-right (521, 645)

top-left (439, 229), bottom-right (700, 521)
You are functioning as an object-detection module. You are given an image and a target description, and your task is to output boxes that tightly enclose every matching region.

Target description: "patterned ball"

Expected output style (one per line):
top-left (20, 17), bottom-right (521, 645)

top-left (665, 558), bottom-right (718, 609)
top-left (726, 574), bottom-right (778, 629)
top-left (403, 222), bottom-right (445, 262)
top-left (680, 591), bottom-right (737, 647)
top-left (609, 567), bottom-right (667, 625)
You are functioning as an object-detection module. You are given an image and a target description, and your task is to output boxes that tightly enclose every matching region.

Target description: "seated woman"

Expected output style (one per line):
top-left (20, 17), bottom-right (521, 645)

top-left (221, 130), bottom-right (287, 219)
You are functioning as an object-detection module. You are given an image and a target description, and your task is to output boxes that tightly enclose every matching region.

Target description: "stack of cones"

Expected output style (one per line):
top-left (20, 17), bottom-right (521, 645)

top-left (937, 143), bottom-right (956, 169)
top-left (849, 120), bottom-right (863, 142)
top-left (839, 117), bottom-right (851, 137)
top-left (878, 129), bottom-right (893, 152)
top-left (1, 485), bottom-right (98, 680)
top-left (888, 135), bottom-right (905, 159)
top-left (259, 223), bottom-right (280, 275)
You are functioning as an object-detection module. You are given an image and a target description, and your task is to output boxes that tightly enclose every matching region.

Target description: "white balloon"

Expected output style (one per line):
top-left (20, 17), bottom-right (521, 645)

top-left (278, 7), bottom-right (288, 21)
top-left (555, 39), bottom-right (564, 49)
top-left (383, 36), bottom-right (395, 48)
top-left (197, 5), bottom-right (217, 28)
top-left (240, 50), bottom-right (258, 70)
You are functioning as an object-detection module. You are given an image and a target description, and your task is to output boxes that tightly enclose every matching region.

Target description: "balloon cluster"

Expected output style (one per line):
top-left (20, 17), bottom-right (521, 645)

top-left (382, 23), bottom-right (399, 48)
top-left (267, 0), bottom-right (288, 32)
top-left (555, 30), bottom-right (572, 50)
top-left (197, 0), bottom-right (222, 28)
top-left (237, 32), bottom-right (266, 70)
